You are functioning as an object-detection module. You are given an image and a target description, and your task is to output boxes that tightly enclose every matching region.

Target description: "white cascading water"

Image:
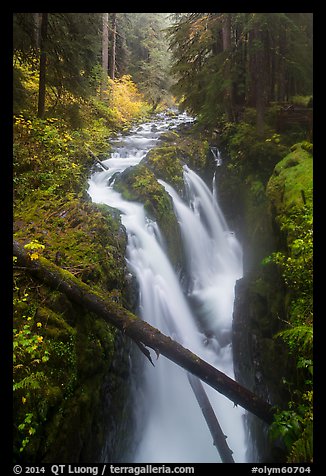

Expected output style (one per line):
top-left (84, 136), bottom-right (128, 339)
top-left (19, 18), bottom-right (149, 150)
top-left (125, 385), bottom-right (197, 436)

top-left (87, 111), bottom-right (247, 463)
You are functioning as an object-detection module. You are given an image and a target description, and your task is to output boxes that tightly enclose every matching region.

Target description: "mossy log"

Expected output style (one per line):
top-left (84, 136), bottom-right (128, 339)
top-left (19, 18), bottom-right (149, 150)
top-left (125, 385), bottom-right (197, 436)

top-left (13, 239), bottom-right (275, 425)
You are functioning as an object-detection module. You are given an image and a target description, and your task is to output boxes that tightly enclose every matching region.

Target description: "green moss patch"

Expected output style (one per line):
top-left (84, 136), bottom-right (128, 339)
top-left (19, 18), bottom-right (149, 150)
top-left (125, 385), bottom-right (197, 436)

top-left (267, 142), bottom-right (313, 224)
top-left (114, 163), bottom-right (184, 266)
top-left (145, 146), bottom-right (184, 191)
top-left (14, 192), bottom-right (127, 295)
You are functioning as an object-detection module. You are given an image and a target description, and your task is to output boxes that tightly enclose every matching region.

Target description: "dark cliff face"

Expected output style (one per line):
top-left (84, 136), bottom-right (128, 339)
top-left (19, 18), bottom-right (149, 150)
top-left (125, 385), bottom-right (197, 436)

top-left (214, 169), bottom-right (288, 462)
top-left (232, 271), bottom-right (291, 462)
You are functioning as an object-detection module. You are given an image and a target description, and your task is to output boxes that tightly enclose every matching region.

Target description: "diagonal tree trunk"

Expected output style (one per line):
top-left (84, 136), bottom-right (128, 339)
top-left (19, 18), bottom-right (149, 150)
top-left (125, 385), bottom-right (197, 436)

top-left (187, 373), bottom-right (235, 462)
top-left (13, 239), bottom-right (275, 425)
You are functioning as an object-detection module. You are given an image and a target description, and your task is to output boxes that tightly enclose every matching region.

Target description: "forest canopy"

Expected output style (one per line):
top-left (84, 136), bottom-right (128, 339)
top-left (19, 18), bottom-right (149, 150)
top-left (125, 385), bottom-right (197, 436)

top-left (13, 12), bottom-right (312, 131)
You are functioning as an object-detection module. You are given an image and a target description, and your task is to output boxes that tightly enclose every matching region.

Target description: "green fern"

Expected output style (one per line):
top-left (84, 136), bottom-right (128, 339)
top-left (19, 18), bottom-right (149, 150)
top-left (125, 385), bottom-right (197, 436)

top-left (288, 419), bottom-right (313, 463)
top-left (276, 324), bottom-right (313, 355)
top-left (13, 371), bottom-right (48, 392)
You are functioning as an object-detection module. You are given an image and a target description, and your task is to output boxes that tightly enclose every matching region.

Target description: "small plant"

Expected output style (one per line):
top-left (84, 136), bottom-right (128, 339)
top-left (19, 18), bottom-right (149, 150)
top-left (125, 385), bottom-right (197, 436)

top-left (13, 283), bottom-right (50, 454)
top-left (269, 391), bottom-right (313, 462)
top-left (24, 240), bottom-right (45, 261)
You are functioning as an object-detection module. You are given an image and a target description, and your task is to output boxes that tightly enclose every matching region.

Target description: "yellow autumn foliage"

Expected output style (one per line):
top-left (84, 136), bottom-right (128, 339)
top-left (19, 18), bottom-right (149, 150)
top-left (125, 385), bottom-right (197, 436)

top-left (103, 75), bottom-right (150, 125)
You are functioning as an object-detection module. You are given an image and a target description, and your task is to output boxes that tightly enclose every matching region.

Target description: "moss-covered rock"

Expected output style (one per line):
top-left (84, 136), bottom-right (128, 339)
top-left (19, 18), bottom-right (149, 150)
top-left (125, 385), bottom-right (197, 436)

top-left (266, 143), bottom-right (313, 245)
top-left (231, 140), bottom-right (313, 462)
top-left (13, 187), bottom-right (133, 463)
top-left (145, 133), bottom-right (210, 186)
top-left (145, 146), bottom-right (184, 192)
top-left (233, 263), bottom-right (290, 401)
top-left (159, 130), bottom-right (180, 143)
top-left (14, 192), bottom-right (128, 296)
top-left (114, 163), bottom-right (184, 267)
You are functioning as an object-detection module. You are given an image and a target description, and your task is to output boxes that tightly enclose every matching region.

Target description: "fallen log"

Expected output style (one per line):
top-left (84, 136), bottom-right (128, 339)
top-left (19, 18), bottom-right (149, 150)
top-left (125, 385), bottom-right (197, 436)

top-left (13, 239), bottom-right (275, 425)
top-left (86, 146), bottom-right (109, 171)
top-left (187, 373), bottom-right (235, 463)
top-left (155, 301), bottom-right (234, 461)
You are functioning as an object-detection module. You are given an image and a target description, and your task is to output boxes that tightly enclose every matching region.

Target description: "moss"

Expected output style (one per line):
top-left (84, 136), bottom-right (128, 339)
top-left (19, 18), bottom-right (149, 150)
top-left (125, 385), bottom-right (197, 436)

top-left (145, 146), bottom-right (184, 191)
top-left (40, 374), bottom-right (104, 462)
top-left (13, 259), bottom-right (128, 463)
top-left (14, 193), bottom-right (127, 295)
top-left (114, 163), bottom-right (184, 267)
top-left (115, 164), bottom-right (168, 215)
top-left (13, 191), bottom-right (130, 462)
top-left (267, 143), bottom-right (313, 225)
top-left (35, 306), bottom-right (76, 341)
top-left (159, 130), bottom-right (180, 142)
top-left (180, 137), bottom-right (210, 171)
top-left (75, 311), bottom-right (116, 378)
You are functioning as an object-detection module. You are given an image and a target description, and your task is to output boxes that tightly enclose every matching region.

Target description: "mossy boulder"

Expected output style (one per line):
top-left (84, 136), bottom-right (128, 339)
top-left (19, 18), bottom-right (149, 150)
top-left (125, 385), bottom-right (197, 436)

top-left (144, 135), bottom-right (210, 190)
top-left (144, 146), bottom-right (184, 192)
top-left (114, 163), bottom-right (184, 267)
top-left (177, 136), bottom-right (210, 172)
top-left (159, 130), bottom-right (180, 143)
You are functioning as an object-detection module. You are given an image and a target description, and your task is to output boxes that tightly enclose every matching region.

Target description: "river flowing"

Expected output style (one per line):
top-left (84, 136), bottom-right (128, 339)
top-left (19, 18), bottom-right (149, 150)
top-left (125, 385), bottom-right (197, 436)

top-left (87, 111), bottom-right (247, 463)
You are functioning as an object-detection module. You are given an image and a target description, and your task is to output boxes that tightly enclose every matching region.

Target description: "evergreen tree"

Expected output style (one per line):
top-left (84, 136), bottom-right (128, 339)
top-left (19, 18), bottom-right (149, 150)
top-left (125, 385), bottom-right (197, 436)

top-left (124, 13), bottom-right (173, 107)
top-left (167, 13), bottom-right (313, 129)
top-left (37, 13), bottom-right (48, 118)
top-left (14, 13), bottom-right (102, 114)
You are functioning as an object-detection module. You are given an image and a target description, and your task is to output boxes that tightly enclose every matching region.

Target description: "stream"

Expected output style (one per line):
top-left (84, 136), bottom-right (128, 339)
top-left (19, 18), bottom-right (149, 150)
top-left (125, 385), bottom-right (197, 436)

top-left (87, 110), bottom-right (247, 463)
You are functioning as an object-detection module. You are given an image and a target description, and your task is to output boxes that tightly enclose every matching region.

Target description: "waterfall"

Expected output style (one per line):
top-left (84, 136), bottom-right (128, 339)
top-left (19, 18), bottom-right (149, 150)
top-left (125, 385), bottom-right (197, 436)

top-left (159, 167), bottom-right (243, 348)
top-left (87, 111), bottom-right (247, 463)
top-left (211, 146), bottom-right (222, 166)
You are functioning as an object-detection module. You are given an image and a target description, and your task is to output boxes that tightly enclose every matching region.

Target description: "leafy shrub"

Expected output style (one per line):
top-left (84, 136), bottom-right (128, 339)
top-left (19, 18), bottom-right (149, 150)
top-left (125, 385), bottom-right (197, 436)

top-left (225, 121), bottom-right (289, 183)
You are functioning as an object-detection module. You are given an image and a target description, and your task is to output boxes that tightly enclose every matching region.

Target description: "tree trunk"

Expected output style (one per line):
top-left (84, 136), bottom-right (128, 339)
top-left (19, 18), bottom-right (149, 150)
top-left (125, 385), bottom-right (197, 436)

top-left (101, 13), bottom-right (109, 99)
top-left (187, 373), bottom-right (235, 463)
top-left (37, 13), bottom-right (48, 119)
top-left (86, 146), bottom-right (109, 170)
top-left (13, 239), bottom-right (275, 425)
top-left (253, 25), bottom-right (265, 136)
top-left (277, 29), bottom-right (286, 102)
top-left (109, 13), bottom-right (117, 80)
top-left (222, 13), bottom-right (234, 121)
top-left (33, 13), bottom-right (41, 49)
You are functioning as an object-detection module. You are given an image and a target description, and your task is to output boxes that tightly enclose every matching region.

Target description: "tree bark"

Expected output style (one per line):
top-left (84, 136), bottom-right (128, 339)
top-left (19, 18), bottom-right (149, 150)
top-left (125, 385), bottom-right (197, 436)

top-left (13, 239), bottom-right (275, 425)
top-left (253, 25), bottom-right (265, 136)
top-left (222, 13), bottom-right (234, 121)
top-left (86, 146), bottom-right (109, 170)
top-left (109, 13), bottom-right (117, 80)
top-left (37, 13), bottom-right (48, 118)
top-left (33, 13), bottom-right (41, 49)
top-left (101, 13), bottom-right (109, 99)
top-left (187, 373), bottom-right (235, 463)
